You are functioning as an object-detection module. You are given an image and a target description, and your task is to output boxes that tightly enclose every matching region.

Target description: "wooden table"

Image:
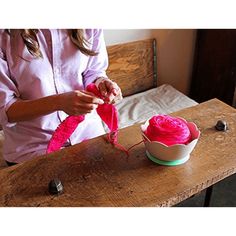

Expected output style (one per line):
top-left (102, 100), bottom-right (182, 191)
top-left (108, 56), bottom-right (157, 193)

top-left (0, 98), bottom-right (235, 207)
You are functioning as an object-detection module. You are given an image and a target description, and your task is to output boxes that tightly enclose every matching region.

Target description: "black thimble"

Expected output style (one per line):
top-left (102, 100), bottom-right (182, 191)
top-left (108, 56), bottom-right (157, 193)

top-left (215, 120), bottom-right (228, 131)
top-left (48, 179), bottom-right (63, 195)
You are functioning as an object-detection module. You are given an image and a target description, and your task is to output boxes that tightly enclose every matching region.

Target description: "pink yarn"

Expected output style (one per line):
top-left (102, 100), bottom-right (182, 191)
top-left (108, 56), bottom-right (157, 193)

top-left (47, 115), bottom-right (85, 153)
top-left (46, 83), bottom-right (118, 154)
top-left (145, 115), bottom-right (191, 146)
top-left (87, 83), bottom-right (118, 144)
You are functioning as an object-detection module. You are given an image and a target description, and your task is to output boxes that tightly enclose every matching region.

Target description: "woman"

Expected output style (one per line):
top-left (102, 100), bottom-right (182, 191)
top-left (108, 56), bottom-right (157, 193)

top-left (0, 29), bottom-right (122, 164)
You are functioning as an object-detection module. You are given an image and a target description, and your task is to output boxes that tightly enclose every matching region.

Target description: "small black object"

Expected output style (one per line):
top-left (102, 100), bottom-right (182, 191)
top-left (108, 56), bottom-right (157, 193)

top-left (48, 179), bottom-right (63, 195)
top-left (215, 120), bottom-right (227, 131)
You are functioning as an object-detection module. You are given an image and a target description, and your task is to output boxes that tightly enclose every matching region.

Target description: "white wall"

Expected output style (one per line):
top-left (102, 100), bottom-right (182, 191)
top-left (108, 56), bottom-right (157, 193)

top-left (104, 29), bottom-right (153, 45)
top-left (103, 29), bottom-right (197, 95)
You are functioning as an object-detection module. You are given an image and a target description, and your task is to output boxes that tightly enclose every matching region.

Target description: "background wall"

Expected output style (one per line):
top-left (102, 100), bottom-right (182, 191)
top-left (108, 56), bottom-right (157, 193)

top-left (104, 29), bottom-right (197, 95)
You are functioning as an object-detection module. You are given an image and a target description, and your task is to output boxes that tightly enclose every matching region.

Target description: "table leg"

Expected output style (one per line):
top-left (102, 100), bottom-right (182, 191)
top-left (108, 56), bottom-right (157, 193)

top-left (232, 85), bottom-right (236, 108)
top-left (204, 185), bottom-right (213, 207)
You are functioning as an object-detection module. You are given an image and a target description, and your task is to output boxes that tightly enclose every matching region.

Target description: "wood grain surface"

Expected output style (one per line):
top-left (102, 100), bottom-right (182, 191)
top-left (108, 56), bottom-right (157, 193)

top-left (0, 99), bottom-right (235, 207)
top-left (106, 39), bottom-right (156, 97)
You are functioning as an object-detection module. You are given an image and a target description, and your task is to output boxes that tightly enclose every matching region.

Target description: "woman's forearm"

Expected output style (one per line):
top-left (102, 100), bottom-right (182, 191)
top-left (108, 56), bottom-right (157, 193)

top-left (6, 94), bottom-right (61, 123)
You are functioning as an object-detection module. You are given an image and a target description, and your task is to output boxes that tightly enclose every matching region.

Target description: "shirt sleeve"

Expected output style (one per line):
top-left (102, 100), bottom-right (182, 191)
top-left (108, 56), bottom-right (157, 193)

top-left (0, 47), bottom-right (20, 128)
top-left (82, 29), bottom-right (109, 88)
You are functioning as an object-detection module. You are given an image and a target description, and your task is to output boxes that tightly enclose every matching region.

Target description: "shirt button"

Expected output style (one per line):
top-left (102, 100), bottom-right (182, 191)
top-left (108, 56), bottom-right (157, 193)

top-left (54, 68), bottom-right (59, 74)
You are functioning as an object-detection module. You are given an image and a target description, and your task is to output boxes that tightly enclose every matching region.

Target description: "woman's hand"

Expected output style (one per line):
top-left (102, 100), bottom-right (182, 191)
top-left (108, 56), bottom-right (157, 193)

top-left (58, 90), bottom-right (104, 116)
top-left (95, 77), bottom-right (123, 104)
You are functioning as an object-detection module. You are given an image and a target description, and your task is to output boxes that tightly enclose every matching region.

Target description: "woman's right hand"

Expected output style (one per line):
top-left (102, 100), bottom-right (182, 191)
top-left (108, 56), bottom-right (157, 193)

top-left (58, 90), bottom-right (104, 116)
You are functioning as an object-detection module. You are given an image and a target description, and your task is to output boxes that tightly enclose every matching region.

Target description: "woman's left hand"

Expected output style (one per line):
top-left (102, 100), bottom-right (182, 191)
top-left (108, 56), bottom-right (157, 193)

top-left (95, 78), bottom-right (123, 104)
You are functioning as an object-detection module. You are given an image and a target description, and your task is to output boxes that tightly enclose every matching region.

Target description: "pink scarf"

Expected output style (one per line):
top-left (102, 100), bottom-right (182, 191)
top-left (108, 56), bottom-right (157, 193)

top-left (145, 115), bottom-right (191, 146)
top-left (46, 83), bottom-right (118, 154)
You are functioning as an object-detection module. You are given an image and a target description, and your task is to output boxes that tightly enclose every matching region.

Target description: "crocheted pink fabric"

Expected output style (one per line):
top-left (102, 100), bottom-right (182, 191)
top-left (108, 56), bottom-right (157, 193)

top-left (144, 115), bottom-right (191, 146)
top-left (87, 83), bottom-right (118, 144)
top-left (46, 83), bottom-right (118, 153)
top-left (46, 115), bottom-right (85, 153)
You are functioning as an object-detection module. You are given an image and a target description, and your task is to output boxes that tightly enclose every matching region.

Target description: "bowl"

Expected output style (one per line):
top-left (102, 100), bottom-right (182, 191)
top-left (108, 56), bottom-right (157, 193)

top-left (141, 117), bottom-right (200, 166)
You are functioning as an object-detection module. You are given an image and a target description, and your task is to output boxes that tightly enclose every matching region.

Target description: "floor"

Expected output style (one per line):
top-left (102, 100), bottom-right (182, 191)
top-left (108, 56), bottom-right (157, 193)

top-left (176, 173), bottom-right (236, 207)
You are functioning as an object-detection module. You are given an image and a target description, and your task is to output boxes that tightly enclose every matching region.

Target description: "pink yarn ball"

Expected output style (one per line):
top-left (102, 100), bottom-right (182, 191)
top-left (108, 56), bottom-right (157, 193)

top-left (145, 115), bottom-right (192, 146)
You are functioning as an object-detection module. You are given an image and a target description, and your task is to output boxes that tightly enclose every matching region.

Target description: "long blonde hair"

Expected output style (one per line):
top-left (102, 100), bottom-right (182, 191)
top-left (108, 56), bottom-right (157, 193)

top-left (18, 29), bottom-right (97, 58)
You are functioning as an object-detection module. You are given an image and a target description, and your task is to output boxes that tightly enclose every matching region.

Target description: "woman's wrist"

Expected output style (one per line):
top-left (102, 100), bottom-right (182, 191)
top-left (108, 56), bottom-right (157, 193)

top-left (94, 77), bottom-right (108, 88)
top-left (55, 93), bottom-right (64, 111)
